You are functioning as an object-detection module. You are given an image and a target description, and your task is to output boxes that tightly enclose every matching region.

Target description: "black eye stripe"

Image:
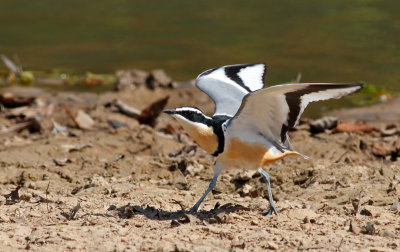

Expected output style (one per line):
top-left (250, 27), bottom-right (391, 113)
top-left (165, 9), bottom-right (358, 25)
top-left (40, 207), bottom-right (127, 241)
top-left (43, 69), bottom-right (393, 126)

top-left (180, 111), bottom-right (207, 123)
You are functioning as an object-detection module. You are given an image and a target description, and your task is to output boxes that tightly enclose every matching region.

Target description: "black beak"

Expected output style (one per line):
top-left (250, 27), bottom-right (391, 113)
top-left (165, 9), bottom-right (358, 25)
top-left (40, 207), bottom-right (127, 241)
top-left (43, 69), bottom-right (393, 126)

top-left (163, 109), bottom-right (176, 114)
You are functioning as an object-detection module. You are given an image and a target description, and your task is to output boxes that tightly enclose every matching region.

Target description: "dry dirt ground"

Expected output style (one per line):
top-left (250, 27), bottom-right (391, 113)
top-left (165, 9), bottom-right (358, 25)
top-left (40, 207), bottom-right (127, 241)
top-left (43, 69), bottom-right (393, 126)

top-left (0, 85), bottom-right (399, 251)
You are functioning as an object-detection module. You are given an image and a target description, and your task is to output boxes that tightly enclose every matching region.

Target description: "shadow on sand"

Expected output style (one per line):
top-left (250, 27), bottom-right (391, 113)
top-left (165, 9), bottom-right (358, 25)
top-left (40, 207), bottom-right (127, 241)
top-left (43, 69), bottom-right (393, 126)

top-left (110, 202), bottom-right (248, 224)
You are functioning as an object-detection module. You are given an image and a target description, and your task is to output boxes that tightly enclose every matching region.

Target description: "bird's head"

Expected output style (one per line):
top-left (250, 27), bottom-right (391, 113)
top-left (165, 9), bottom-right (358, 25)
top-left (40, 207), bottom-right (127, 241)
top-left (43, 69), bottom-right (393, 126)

top-left (163, 106), bottom-right (219, 153)
top-left (163, 106), bottom-right (210, 125)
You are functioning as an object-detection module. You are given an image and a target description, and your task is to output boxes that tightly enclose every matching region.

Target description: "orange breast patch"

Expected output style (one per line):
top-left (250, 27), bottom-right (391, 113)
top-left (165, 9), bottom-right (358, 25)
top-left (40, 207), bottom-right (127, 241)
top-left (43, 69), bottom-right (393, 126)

top-left (223, 137), bottom-right (301, 167)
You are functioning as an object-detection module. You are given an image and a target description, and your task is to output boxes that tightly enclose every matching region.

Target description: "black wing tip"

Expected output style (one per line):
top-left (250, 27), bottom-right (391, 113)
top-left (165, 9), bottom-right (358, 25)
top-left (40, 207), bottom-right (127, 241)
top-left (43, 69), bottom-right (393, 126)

top-left (337, 82), bottom-right (364, 92)
top-left (331, 82), bottom-right (363, 90)
top-left (197, 67), bottom-right (218, 79)
top-left (299, 82), bottom-right (363, 92)
top-left (341, 82), bottom-right (363, 87)
top-left (197, 62), bottom-right (267, 78)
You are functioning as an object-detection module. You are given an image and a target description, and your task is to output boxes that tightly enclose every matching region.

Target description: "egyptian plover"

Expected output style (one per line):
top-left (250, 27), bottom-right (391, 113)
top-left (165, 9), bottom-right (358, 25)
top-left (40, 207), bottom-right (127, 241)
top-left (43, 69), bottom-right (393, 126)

top-left (164, 63), bottom-right (362, 215)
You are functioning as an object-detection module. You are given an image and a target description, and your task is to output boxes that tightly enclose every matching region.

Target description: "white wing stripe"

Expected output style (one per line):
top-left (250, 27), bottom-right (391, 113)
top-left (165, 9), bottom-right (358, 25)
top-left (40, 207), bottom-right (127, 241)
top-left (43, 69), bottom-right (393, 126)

top-left (297, 86), bottom-right (361, 125)
top-left (195, 63), bottom-right (266, 116)
top-left (237, 64), bottom-right (265, 92)
top-left (284, 84), bottom-right (362, 132)
top-left (211, 68), bottom-right (250, 93)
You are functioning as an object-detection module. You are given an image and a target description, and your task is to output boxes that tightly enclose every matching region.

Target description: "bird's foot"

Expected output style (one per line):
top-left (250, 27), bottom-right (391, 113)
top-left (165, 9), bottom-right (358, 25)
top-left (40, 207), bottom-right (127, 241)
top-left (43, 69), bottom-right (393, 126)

top-left (187, 206), bottom-right (199, 215)
top-left (264, 206), bottom-right (278, 216)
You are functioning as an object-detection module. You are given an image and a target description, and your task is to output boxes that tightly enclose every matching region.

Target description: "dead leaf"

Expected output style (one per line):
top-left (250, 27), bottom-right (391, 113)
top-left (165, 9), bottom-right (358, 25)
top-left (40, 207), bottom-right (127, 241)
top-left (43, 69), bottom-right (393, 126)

top-left (0, 93), bottom-right (34, 108)
top-left (113, 96), bottom-right (168, 126)
top-left (332, 121), bottom-right (373, 133)
top-left (137, 96), bottom-right (169, 126)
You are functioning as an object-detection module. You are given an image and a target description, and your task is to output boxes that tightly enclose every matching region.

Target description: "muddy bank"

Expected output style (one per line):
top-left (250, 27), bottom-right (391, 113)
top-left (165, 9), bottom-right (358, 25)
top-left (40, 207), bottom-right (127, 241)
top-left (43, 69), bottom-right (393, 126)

top-left (0, 83), bottom-right (399, 251)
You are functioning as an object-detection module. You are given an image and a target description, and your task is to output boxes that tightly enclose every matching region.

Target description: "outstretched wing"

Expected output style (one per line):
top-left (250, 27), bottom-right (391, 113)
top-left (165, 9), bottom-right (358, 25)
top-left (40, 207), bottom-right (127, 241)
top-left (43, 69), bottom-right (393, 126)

top-left (225, 83), bottom-right (363, 153)
top-left (196, 63), bottom-right (266, 117)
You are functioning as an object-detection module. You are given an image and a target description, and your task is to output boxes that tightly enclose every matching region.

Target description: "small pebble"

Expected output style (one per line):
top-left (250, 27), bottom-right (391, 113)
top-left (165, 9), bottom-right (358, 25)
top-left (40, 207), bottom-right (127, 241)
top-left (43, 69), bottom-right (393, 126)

top-left (231, 239), bottom-right (245, 249)
top-left (361, 222), bottom-right (375, 235)
top-left (390, 199), bottom-right (399, 211)
top-left (382, 229), bottom-right (396, 238)
top-left (266, 241), bottom-right (279, 250)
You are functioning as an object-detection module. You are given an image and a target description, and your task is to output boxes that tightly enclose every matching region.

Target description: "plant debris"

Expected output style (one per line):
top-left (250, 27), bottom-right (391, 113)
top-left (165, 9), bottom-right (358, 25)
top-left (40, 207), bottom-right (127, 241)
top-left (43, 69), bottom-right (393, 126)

top-left (61, 203), bottom-right (81, 220)
top-left (309, 116), bottom-right (338, 133)
top-left (4, 186), bottom-right (20, 205)
top-left (361, 222), bottom-right (376, 235)
top-left (113, 96), bottom-right (169, 126)
top-left (137, 96), bottom-right (169, 126)
top-left (0, 93), bottom-right (35, 108)
top-left (332, 121), bottom-right (373, 133)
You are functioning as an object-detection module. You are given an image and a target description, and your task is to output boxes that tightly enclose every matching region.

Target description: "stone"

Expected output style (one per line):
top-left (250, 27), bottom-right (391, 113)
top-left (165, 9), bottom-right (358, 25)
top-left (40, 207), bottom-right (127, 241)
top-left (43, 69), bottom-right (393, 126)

top-left (75, 110), bottom-right (94, 130)
top-left (382, 229), bottom-right (396, 238)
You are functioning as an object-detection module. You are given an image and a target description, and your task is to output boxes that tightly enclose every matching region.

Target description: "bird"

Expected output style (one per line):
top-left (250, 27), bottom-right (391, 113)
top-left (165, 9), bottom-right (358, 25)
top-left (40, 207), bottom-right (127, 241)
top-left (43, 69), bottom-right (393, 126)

top-left (164, 63), bottom-right (362, 215)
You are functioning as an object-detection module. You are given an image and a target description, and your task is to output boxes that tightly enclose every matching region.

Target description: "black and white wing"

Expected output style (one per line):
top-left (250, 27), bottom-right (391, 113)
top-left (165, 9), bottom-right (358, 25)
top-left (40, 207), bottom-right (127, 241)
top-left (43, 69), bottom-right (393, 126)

top-left (225, 83), bottom-right (363, 153)
top-left (196, 63), bottom-right (266, 117)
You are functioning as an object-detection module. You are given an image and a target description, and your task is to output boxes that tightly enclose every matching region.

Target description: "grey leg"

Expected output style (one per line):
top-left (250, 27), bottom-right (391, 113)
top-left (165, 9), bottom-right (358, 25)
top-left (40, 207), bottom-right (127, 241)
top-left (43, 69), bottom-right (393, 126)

top-left (189, 162), bottom-right (222, 213)
top-left (258, 168), bottom-right (278, 215)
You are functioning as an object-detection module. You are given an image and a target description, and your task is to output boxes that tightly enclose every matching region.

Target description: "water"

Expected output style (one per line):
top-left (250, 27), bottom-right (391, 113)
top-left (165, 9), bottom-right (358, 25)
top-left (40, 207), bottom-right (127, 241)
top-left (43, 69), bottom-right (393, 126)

top-left (1, 0), bottom-right (399, 91)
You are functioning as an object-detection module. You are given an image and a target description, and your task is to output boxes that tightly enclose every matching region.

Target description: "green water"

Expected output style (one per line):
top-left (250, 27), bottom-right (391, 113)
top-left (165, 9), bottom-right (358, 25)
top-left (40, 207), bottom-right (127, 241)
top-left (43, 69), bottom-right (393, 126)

top-left (1, 0), bottom-right (399, 91)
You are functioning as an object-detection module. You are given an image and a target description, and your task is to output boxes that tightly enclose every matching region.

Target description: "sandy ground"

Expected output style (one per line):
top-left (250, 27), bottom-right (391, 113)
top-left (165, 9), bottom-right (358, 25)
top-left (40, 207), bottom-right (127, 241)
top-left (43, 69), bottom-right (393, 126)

top-left (0, 85), bottom-right (399, 251)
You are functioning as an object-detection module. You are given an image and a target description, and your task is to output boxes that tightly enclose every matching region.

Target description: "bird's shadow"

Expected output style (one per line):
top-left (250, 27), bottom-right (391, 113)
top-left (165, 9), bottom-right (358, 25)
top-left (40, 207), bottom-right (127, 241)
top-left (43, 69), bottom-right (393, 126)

top-left (111, 202), bottom-right (248, 223)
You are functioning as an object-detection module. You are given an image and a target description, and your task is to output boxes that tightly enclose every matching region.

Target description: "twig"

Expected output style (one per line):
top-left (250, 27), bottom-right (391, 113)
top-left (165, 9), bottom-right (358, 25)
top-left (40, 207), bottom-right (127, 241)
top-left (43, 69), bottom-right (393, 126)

top-left (61, 104), bottom-right (80, 128)
top-left (0, 121), bottom-right (32, 136)
top-left (45, 181), bottom-right (50, 213)
top-left (295, 72), bottom-right (302, 83)
top-left (171, 199), bottom-right (185, 211)
top-left (336, 237), bottom-right (344, 251)
top-left (113, 99), bottom-right (140, 118)
top-left (13, 54), bottom-right (23, 71)
top-left (334, 151), bottom-right (348, 163)
top-left (0, 54), bottom-right (20, 76)
top-left (356, 190), bottom-right (363, 215)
